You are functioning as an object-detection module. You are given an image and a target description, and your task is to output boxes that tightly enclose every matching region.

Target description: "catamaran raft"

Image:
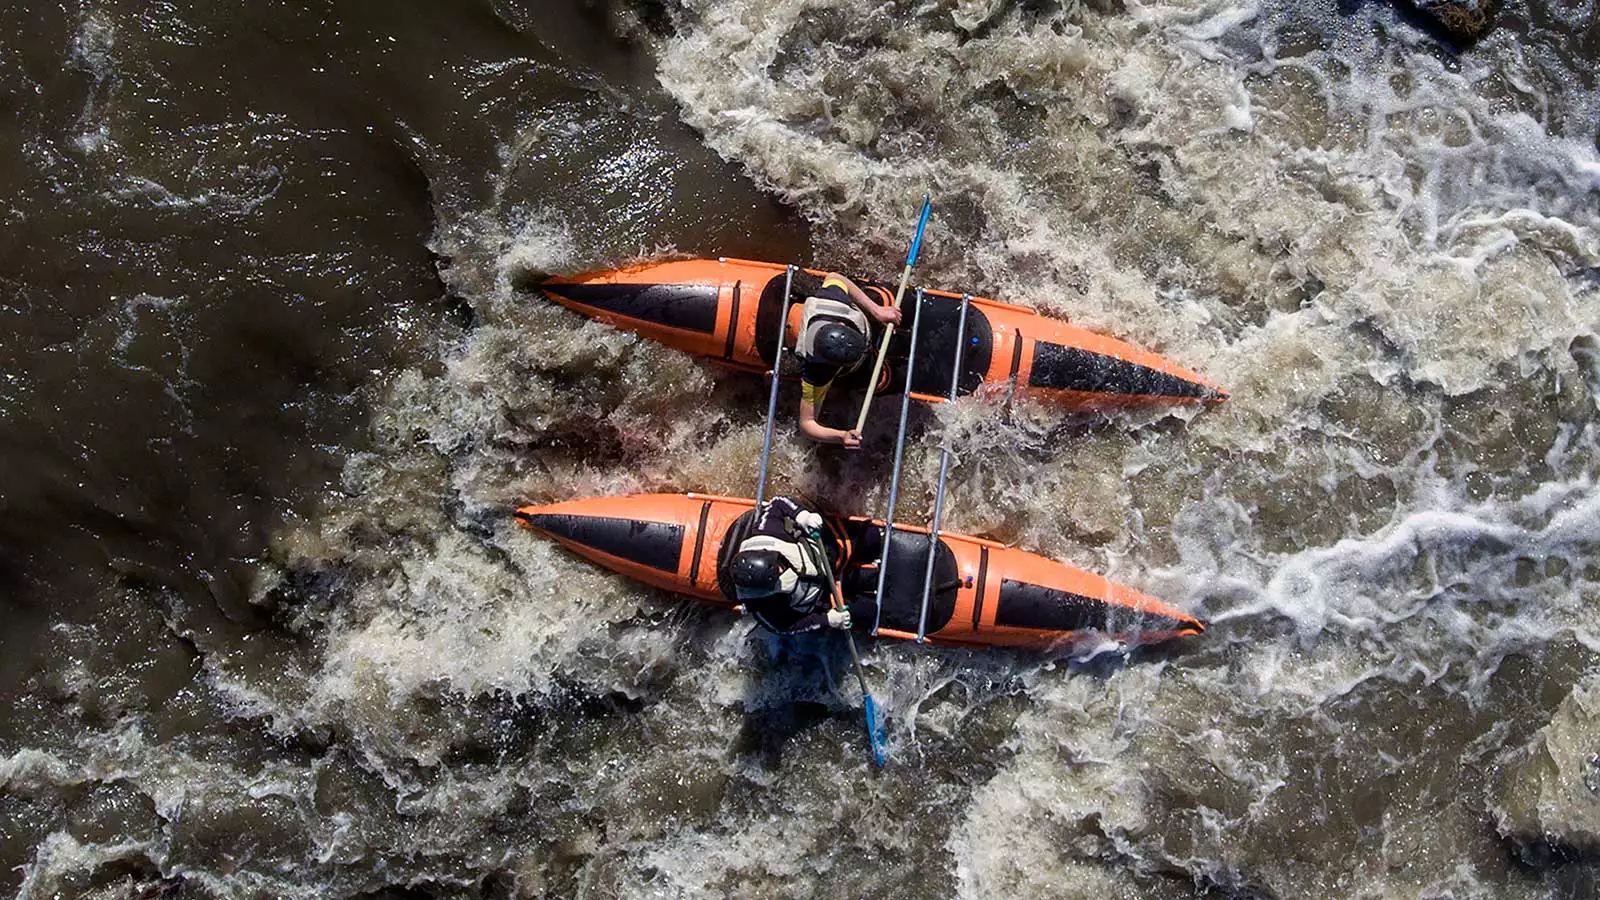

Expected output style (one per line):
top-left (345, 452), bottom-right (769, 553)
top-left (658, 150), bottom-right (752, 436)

top-left (516, 492), bottom-right (1205, 650)
top-left (537, 258), bottom-right (1226, 409)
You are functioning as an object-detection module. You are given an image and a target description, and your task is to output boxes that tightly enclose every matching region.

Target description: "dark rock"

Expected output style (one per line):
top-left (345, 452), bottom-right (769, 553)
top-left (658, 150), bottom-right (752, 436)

top-left (1490, 679), bottom-right (1600, 862)
top-left (1401, 0), bottom-right (1501, 45)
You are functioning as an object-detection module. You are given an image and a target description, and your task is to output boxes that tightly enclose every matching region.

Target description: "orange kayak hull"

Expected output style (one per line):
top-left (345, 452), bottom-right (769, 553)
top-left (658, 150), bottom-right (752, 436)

top-left (537, 258), bottom-right (1226, 408)
top-left (515, 493), bottom-right (1205, 650)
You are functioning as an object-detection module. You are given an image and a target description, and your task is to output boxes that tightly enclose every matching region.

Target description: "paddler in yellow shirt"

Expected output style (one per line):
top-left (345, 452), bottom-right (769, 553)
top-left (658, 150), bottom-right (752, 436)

top-left (793, 272), bottom-right (901, 449)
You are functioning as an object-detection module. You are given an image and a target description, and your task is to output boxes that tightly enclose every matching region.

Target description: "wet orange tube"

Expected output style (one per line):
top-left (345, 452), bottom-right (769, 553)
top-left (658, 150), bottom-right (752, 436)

top-left (515, 493), bottom-right (1205, 650)
top-left (537, 258), bottom-right (1226, 410)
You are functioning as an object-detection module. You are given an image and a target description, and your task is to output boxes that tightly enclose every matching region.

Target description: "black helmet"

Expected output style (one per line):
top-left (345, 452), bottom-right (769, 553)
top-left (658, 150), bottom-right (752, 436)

top-left (811, 322), bottom-right (868, 370)
top-left (730, 549), bottom-right (788, 594)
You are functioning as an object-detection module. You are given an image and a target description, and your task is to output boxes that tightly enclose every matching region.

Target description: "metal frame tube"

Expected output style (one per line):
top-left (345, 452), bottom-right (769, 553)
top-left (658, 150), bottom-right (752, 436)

top-left (754, 265), bottom-right (797, 510)
top-left (915, 294), bottom-right (971, 641)
top-left (871, 287), bottom-right (925, 635)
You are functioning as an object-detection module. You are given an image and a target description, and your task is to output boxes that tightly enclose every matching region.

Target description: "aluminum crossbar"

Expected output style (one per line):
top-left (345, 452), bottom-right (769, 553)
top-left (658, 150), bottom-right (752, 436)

top-left (870, 287), bottom-right (925, 635)
top-left (915, 293), bottom-right (971, 641)
top-left (753, 265), bottom-right (797, 510)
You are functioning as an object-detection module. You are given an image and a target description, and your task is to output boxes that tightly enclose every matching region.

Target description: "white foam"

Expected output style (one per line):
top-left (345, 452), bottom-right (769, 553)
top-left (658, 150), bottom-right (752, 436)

top-left (0, 749), bottom-right (86, 797)
top-left (14, 832), bottom-right (161, 900)
top-left (186, 0), bottom-right (1600, 894)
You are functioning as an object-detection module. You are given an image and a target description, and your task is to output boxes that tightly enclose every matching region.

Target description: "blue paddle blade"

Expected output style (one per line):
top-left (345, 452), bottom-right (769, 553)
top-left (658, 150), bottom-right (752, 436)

top-left (904, 195), bottom-right (932, 267)
top-left (863, 695), bottom-right (889, 767)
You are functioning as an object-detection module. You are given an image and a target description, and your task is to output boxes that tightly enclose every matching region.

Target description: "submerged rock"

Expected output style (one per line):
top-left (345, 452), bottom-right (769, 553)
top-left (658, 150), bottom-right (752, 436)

top-left (1490, 677), bottom-right (1600, 862)
top-left (1401, 0), bottom-right (1502, 44)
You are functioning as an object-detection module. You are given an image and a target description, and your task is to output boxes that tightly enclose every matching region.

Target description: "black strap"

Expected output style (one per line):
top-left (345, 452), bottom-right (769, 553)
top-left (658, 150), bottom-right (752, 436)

top-left (972, 546), bottom-right (989, 630)
top-left (688, 501), bottom-right (711, 584)
top-left (723, 281), bottom-right (742, 360)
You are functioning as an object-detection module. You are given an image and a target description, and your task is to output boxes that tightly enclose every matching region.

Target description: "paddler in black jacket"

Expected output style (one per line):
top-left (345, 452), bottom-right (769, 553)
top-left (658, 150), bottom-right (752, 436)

top-left (794, 272), bottom-right (901, 450)
top-left (728, 496), bottom-right (877, 634)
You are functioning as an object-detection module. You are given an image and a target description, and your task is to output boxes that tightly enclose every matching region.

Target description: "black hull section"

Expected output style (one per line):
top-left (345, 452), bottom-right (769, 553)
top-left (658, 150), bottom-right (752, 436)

top-left (542, 282), bottom-right (719, 334)
top-left (1030, 340), bottom-right (1221, 401)
top-left (515, 511), bottom-right (685, 573)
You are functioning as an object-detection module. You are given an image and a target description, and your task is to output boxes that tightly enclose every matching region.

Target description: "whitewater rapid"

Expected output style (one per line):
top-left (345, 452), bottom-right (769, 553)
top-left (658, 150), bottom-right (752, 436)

top-left (6, 0), bottom-right (1600, 898)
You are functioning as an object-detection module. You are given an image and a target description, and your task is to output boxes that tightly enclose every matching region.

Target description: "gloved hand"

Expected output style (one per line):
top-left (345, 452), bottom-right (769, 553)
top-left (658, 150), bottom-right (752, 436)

top-left (826, 608), bottom-right (852, 630)
top-left (795, 510), bottom-right (824, 535)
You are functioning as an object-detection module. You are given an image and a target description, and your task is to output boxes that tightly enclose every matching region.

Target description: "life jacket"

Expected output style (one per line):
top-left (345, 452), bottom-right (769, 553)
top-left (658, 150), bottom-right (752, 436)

top-left (797, 291), bottom-right (870, 366)
top-left (734, 533), bottom-right (827, 612)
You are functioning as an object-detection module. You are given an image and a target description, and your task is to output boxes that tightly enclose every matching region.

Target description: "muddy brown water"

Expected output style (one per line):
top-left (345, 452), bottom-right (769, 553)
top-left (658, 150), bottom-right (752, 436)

top-left (3, 1), bottom-right (1599, 898)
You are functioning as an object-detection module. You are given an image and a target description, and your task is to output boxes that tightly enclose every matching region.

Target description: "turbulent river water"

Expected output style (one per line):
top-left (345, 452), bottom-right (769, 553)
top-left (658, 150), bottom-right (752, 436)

top-left (3, 1), bottom-right (1600, 897)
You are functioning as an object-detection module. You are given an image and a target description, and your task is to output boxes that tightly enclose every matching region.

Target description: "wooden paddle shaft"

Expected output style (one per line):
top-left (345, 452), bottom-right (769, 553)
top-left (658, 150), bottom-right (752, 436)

top-left (852, 263), bottom-right (914, 434)
top-left (811, 531), bottom-right (874, 698)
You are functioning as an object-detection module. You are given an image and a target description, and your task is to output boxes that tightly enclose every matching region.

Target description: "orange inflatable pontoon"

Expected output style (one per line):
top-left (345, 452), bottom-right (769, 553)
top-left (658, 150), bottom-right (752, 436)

top-left (537, 258), bottom-right (1226, 409)
top-left (515, 493), bottom-right (1205, 649)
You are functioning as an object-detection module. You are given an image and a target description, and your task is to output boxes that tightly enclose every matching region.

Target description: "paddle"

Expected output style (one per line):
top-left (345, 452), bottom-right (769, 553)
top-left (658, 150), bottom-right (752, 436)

top-left (809, 526), bottom-right (889, 766)
top-left (853, 195), bottom-right (932, 436)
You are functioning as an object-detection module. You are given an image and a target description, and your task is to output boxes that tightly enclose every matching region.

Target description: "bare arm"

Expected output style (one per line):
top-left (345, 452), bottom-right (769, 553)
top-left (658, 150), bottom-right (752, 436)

top-left (827, 272), bottom-right (902, 325)
top-left (799, 394), bottom-right (862, 450)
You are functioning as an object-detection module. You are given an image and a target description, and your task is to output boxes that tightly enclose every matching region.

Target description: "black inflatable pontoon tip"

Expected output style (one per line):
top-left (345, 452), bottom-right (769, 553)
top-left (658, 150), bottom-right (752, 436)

top-left (1029, 340), bottom-right (1215, 399)
top-left (522, 512), bottom-right (685, 573)
top-left (541, 282), bottom-right (719, 334)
